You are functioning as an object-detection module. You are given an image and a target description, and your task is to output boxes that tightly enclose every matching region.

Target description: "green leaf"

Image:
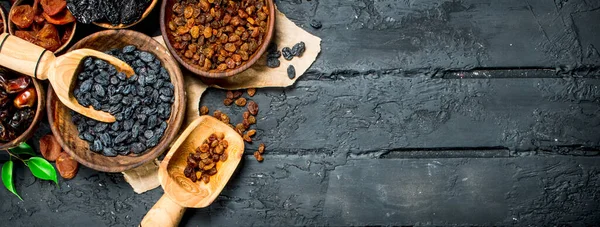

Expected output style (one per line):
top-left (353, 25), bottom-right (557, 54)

top-left (9, 142), bottom-right (36, 157)
top-left (2, 160), bottom-right (23, 200)
top-left (26, 157), bottom-right (58, 185)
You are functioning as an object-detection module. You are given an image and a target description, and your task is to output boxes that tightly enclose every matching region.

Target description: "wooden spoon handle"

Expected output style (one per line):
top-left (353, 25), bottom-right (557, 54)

top-left (0, 33), bottom-right (55, 80)
top-left (140, 194), bottom-right (187, 227)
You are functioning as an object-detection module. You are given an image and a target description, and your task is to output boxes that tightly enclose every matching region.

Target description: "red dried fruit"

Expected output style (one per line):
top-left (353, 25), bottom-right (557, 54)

top-left (35, 23), bottom-right (61, 51)
top-left (14, 30), bottom-right (37, 43)
top-left (11, 5), bottom-right (36, 29)
top-left (40, 0), bottom-right (66, 16)
top-left (39, 134), bottom-right (61, 161)
top-left (56, 152), bottom-right (78, 180)
top-left (42, 9), bottom-right (75, 25)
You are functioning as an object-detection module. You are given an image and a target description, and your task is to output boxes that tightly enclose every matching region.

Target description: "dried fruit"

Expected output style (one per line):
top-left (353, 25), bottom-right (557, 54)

top-left (223, 98), bottom-right (233, 106)
top-left (235, 97), bottom-right (247, 106)
top-left (10, 5), bottom-right (35, 29)
top-left (247, 88), bottom-right (256, 97)
top-left (169, 0), bottom-right (270, 72)
top-left (291, 42), bottom-right (306, 57)
top-left (72, 46), bottom-right (173, 156)
top-left (56, 152), bottom-right (79, 180)
top-left (247, 101), bottom-right (258, 115)
top-left (253, 151), bottom-right (263, 162)
top-left (282, 47), bottom-right (294, 60)
top-left (41, 0), bottom-right (67, 16)
top-left (243, 134), bottom-right (252, 142)
top-left (258, 143), bottom-right (265, 154)
top-left (67, 0), bottom-right (152, 25)
top-left (13, 87), bottom-right (37, 109)
top-left (287, 65), bottom-right (296, 79)
top-left (39, 134), bottom-right (62, 161)
top-left (185, 132), bottom-right (229, 184)
top-left (200, 106), bottom-right (209, 115)
top-left (310, 20), bottom-right (322, 29)
top-left (42, 10), bottom-right (76, 25)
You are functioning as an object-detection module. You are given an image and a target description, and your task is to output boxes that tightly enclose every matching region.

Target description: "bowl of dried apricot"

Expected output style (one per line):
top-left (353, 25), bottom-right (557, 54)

top-left (9, 0), bottom-right (76, 53)
top-left (160, 0), bottom-right (275, 78)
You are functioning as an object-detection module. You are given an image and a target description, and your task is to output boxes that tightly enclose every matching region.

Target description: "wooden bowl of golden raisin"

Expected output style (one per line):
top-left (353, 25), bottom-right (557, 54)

top-left (160, 0), bottom-right (275, 78)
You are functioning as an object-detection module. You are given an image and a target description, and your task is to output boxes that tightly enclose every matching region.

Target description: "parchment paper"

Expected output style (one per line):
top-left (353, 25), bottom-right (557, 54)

top-left (123, 8), bottom-right (321, 193)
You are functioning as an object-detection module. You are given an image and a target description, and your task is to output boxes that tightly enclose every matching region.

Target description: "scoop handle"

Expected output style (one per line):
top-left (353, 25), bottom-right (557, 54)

top-left (0, 33), bottom-right (55, 80)
top-left (140, 194), bottom-right (187, 227)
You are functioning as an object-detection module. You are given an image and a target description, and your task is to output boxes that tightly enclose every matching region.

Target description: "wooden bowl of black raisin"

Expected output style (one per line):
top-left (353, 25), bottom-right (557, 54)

top-left (47, 29), bottom-right (186, 173)
top-left (0, 68), bottom-right (45, 150)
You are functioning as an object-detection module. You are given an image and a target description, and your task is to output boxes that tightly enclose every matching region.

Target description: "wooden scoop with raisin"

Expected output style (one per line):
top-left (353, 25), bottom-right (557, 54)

top-left (0, 33), bottom-right (134, 123)
top-left (141, 115), bottom-right (245, 227)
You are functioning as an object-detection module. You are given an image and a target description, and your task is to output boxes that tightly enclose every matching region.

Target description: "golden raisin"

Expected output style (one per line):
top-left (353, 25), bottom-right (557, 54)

top-left (254, 151), bottom-right (263, 162)
top-left (235, 97), bottom-right (247, 106)
top-left (247, 88), bottom-right (256, 97)
top-left (258, 143), bottom-right (265, 154)
top-left (224, 98), bottom-right (233, 106)
top-left (246, 129), bottom-right (256, 137)
top-left (248, 116), bottom-right (256, 124)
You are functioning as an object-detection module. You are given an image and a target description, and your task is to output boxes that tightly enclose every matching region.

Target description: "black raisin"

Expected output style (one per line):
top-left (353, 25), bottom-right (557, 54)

top-left (114, 131), bottom-right (130, 144)
top-left (123, 45), bottom-right (136, 53)
top-left (291, 42), bottom-right (306, 57)
top-left (267, 58), bottom-right (280, 68)
top-left (287, 65), bottom-right (296, 79)
top-left (282, 47), bottom-right (294, 60)
top-left (310, 19), bottom-right (322, 29)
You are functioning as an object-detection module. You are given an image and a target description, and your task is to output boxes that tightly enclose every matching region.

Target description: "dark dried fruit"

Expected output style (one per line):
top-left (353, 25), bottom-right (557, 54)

top-left (266, 57), bottom-right (280, 68)
top-left (310, 20), bottom-right (322, 29)
top-left (282, 47), bottom-right (294, 60)
top-left (291, 42), bottom-right (306, 57)
top-left (72, 47), bottom-right (173, 157)
top-left (287, 65), bottom-right (296, 79)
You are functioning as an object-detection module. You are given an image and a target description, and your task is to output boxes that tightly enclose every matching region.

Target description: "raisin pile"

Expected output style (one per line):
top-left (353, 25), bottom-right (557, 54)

top-left (67, 0), bottom-right (152, 25)
top-left (200, 88), bottom-right (266, 162)
top-left (168, 0), bottom-right (270, 72)
top-left (71, 45), bottom-right (174, 157)
top-left (184, 132), bottom-right (228, 183)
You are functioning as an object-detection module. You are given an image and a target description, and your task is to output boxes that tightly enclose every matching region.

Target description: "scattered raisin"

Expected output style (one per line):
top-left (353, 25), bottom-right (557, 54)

top-left (253, 151), bottom-right (263, 162)
top-left (247, 88), bottom-right (256, 97)
top-left (224, 98), bottom-right (233, 106)
top-left (247, 101), bottom-right (259, 115)
top-left (258, 143), bottom-right (265, 154)
top-left (235, 97), bottom-right (247, 106)
top-left (287, 65), bottom-right (296, 79)
top-left (200, 106), bottom-right (209, 115)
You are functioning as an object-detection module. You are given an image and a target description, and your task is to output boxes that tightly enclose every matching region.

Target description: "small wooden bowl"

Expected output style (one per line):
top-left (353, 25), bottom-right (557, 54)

top-left (93, 0), bottom-right (158, 29)
top-left (47, 30), bottom-right (186, 173)
top-left (0, 69), bottom-right (45, 150)
top-left (8, 0), bottom-right (77, 53)
top-left (1, 6), bottom-right (7, 33)
top-left (160, 0), bottom-right (275, 78)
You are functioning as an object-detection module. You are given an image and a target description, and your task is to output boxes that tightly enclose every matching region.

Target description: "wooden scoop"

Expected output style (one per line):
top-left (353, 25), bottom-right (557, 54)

top-left (0, 33), bottom-right (134, 123)
top-left (140, 115), bottom-right (245, 227)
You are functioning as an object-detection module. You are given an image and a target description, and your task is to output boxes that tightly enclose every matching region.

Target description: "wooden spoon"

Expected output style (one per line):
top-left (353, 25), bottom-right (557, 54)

top-left (0, 33), bottom-right (134, 123)
top-left (140, 115), bottom-right (245, 227)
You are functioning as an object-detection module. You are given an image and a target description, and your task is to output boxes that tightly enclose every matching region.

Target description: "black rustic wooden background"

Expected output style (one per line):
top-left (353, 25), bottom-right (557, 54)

top-left (1, 0), bottom-right (600, 226)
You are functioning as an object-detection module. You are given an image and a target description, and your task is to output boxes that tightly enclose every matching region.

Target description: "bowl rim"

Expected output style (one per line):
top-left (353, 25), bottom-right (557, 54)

top-left (47, 29), bottom-right (186, 173)
top-left (92, 0), bottom-right (159, 29)
top-left (0, 5), bottom-right (6, 34)
top-left (0, 73), bottom-right (45, 150)
top-left (8, 0), bottom-right (77, 54)
top-left (160, 0), bottom-right (276, 78)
